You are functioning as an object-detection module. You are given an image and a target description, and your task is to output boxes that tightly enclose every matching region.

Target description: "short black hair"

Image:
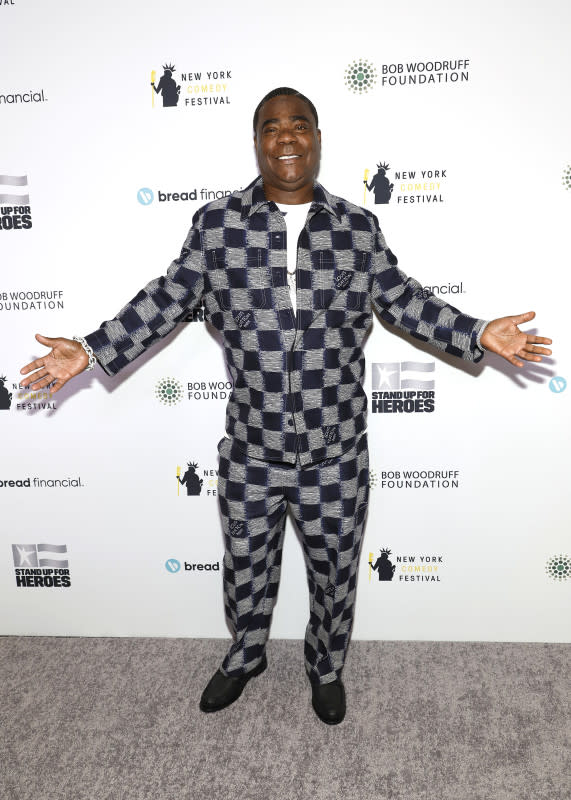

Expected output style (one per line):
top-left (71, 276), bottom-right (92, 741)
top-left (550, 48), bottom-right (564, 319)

top-left (253, 87), bottom-right (319, 132)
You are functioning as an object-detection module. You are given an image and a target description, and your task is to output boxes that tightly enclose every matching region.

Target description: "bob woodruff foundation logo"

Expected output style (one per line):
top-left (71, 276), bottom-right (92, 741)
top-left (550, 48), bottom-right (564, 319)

top-left (344, 60), bottom-right (378, 94)
top-left (155, 378), bottom-right (183, 405)
top-left (545, 554), bottom-right (570, 581)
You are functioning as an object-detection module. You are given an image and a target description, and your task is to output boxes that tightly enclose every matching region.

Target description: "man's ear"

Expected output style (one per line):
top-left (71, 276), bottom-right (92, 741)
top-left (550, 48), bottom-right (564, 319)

top-left (317, 129), bottom-right (322, 146)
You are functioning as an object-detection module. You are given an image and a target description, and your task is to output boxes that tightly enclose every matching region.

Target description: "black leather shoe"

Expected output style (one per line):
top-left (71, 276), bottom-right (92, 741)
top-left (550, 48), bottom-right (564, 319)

top-left (199, 655), bottom-right (267, 713)
top-left (311, 680), bottom-right (346, 725)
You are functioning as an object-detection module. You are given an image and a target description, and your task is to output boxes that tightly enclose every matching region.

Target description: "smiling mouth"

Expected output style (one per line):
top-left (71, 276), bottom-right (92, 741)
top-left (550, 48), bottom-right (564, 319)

top-left (277, 154), bottom-right (301, 160)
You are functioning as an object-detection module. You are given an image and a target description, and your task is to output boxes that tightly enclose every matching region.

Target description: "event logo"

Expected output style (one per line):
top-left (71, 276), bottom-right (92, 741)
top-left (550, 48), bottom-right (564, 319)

top-left (379, 58), bottom-right (470, 87)
top-left (422, 282), bottom-right (465, 297)
top-left (176, 461), bottom-right (203, 496)
top-left (362, 162), bottom-right (446, 206)
top-left (0, 174), bottom-right (32, 231)
top-left (378, 468), bottom-right (460, 489)
top-left (12, 543), bottom-right (71, 588)
top-left (562, 165), bottom-right (571, 191)
top-left (137, 188), bottom-right (154, 205)
top-left (0, 375), bottom-right (12, 409)
top-left (371, 361), bottom-right (435, 413)
top-left (0, 289), bottom-right (64, 312)
top-left (0, 476), bottom-right (83, 488)
top-left (164, 557), bottom-right (220, 573)
top-left (368, 545), bottom-right (443, 584)
top-left (137, 187), bottom-right (234, 204)
top-left (150, 63), bottom-right (232, 110)
top-left (549, 377), bottom-right (566, 393)
top-left (155, 376), bottom-right (232, 402)
top-left (155, 377), bottom-right (183, 405)
top-left (344, 59), bottom-right (378, 94)
top-left (0, 88), bottom-right (47, 104)
top-left (368, 468), bottom-right (377, 489)
top-left (545, 555), bottom-right (570, 581)
top-left (369, 548), bottom-right (395, 581)
top-left (176, 457), bottom-right (218, 497)
top-left (363, 162), bottom-right (393, 204)
top-left (1, 371), bottom-right (57, 411)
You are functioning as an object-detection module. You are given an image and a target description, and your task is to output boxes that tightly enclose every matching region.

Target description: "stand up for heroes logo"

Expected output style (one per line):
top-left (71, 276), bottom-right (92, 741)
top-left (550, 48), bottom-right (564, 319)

top-left (12, 543), bottom-right (71, 588)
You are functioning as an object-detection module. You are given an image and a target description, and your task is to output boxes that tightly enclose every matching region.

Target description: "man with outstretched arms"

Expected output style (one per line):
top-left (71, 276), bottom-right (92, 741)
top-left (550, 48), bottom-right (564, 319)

top-left (20, 88), bottom-right (552, 725)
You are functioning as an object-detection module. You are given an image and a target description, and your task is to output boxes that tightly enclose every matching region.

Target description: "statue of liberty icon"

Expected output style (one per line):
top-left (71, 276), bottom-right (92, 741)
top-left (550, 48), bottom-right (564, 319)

top-left (177, 461), bottom-right (203, 496)
top-left (0, 375), bottom-right (12, 410)
top-left (364, 162), bottom-right (394, 204)
top-left (370, 548), bottom-right (396, 581)
top-left (151, 63), bottom-right (181, 107)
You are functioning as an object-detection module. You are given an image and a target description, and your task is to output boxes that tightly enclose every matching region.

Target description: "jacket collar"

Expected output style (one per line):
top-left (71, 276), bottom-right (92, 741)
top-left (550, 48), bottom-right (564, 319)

top-left (240, 175), bottom-right (342, 222)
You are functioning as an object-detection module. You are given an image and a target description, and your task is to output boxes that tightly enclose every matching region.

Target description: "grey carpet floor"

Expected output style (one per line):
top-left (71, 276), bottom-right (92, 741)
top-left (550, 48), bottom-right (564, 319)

top-left (0, 637), bottom-right (569, 800)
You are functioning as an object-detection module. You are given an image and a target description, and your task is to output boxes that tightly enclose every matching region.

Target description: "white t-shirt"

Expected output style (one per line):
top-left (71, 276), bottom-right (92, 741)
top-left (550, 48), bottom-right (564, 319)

top-left (276, 202), bottom-right (311, 314)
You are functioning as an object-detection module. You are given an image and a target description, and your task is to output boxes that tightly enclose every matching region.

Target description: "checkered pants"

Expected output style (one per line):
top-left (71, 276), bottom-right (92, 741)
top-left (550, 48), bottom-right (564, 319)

top-left (217, 432), bottom-right (369, 685)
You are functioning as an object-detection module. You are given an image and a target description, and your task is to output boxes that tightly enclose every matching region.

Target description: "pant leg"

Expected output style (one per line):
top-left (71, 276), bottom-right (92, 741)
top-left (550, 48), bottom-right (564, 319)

top-left (217, 437), bottom-right (288, 677)
top-left (288, 433), bottom-right (369, 685)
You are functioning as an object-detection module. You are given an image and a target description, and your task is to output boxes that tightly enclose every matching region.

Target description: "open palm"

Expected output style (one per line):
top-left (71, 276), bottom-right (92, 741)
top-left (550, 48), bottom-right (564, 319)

top-left (480, 312), bottom-right (552, 367)
top-left (20, 334), bottom-right (89, 394)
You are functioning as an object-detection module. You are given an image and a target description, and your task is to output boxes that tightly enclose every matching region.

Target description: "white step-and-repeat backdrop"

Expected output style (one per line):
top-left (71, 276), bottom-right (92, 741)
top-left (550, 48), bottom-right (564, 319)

top-left (1, 0), bottom-right (569, 642)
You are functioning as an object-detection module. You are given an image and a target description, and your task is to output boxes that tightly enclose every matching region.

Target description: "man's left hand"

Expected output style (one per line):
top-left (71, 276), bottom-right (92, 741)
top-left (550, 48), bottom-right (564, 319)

top-left (480, 311), bottom-right (552, 367)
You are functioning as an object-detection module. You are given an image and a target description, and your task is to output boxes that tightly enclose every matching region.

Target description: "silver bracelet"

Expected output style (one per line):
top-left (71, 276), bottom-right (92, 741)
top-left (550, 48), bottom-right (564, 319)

top-left (73, 336), bottom-right (97, 371)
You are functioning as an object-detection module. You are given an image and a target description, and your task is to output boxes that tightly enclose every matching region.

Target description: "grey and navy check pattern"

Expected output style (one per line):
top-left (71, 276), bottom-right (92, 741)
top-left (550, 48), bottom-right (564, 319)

top-left (85, 176), bottom-right (487, 466)
top-left (217, 432), bottom-right (369, 685)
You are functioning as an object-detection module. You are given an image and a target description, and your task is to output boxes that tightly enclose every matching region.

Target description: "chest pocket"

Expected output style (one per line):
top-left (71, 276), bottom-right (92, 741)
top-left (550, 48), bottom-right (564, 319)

top-left (208, 249), bottom-right (270, 311)
top-left (318, 252), bottom-right (370, 310)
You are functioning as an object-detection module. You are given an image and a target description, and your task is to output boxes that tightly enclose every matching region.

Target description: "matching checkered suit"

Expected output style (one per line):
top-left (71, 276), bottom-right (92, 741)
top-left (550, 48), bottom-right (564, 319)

top-left (85, 176), bottom-right (487, 682)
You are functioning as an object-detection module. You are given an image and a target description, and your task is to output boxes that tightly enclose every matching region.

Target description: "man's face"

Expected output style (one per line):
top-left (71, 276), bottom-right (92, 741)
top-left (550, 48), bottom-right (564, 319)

top-left (254, 94), bottom-right (321, 203)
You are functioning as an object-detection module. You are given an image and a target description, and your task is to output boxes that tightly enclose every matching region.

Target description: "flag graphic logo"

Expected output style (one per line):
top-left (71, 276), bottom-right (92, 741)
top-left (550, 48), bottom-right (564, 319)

top-left (12, 543), bottom-right (68, 569)
top-left (0, 174), bottom-right (29, 205)
top-left (372, 361), bottom-right (435, 391)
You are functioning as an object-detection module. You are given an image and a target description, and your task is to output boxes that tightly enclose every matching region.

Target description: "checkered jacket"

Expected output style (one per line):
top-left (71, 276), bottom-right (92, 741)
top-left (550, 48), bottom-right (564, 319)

top-left (85, 176), bottom-right (486, 466)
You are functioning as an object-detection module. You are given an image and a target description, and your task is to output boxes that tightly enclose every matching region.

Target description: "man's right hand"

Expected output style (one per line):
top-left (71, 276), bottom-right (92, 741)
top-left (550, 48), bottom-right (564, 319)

top-left (20, 334), bottom-right (90, 394)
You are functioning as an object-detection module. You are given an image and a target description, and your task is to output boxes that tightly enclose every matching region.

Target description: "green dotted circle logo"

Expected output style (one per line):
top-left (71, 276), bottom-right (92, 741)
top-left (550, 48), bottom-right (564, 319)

top-left (345, 59), bottom-right (378, 94)
top-left (562, 165), bottom-right (571, 191)
top-left (155, 377), bottom-right (183, 406)
top-left (545, 554), bottom-right (571, 581)
top-left (369, 469), bottom-right (378, 489)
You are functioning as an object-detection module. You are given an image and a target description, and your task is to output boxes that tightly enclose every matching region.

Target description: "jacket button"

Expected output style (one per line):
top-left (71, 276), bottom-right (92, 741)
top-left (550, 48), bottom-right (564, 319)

top-left (288, 419), bottom-right (294, 426)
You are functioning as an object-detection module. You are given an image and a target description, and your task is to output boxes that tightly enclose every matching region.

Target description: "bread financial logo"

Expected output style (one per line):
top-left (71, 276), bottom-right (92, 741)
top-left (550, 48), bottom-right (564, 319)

top-left (371, 361), bottom-right (435, 414)
top-left (12, 543), bottom-right (71, 588)
top-left (0, 89), bottom-right (47, 105)
top-left (549, 377), bottom-right (566, 394)
top-left (137, 188), bottom-right (154, 205)
top-left (150, 63), bottom-right (232, 110)
top-left (344, 59), bottom-right (377, 94)
top-left (138, 187), bottom-right (233, 204)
